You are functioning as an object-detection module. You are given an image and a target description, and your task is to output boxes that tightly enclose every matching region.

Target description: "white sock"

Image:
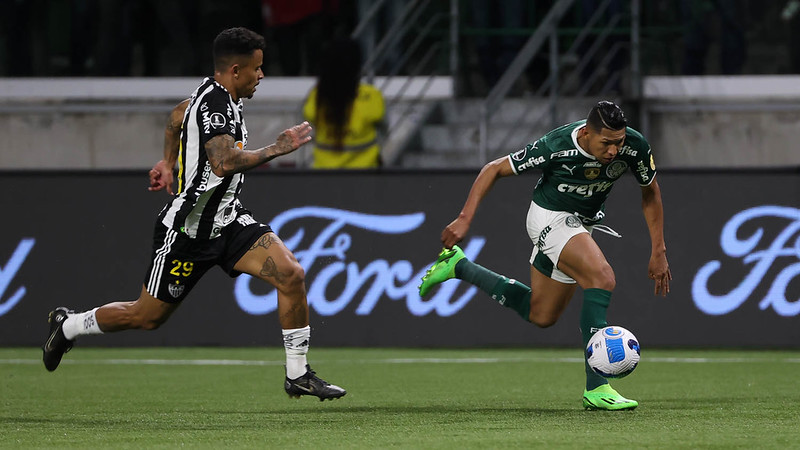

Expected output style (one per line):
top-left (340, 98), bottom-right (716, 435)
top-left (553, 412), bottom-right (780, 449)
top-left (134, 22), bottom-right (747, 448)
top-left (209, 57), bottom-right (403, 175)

top-left (62, 308), bottom-right (104, 340)
top-left (282, 326), bottom-right (310, 379)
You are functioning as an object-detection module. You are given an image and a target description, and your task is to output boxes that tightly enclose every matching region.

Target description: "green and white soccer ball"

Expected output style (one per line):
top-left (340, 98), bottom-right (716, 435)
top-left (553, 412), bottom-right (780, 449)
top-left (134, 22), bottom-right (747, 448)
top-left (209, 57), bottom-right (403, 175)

top-left (586, 326), bottom-right (641, 378)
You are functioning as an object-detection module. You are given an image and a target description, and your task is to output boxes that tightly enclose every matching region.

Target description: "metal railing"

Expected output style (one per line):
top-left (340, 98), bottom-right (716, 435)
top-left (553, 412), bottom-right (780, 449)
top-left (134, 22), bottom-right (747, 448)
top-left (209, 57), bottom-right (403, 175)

top-left (351, 0), bottom-right (459, 141)
top-left (478, 0), bottom-right (642, 164)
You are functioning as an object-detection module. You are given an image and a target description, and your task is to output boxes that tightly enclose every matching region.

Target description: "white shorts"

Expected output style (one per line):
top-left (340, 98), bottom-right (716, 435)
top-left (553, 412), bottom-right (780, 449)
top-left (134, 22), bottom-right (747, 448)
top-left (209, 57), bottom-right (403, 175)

top-left (526, 201), bottom-right (593, 284)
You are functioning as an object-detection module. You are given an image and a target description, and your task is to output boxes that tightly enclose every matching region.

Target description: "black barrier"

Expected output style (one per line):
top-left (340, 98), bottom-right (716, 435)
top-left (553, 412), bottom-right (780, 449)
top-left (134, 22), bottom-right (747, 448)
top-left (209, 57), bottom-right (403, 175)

top-left (1, 170), bottom-right (799, 348)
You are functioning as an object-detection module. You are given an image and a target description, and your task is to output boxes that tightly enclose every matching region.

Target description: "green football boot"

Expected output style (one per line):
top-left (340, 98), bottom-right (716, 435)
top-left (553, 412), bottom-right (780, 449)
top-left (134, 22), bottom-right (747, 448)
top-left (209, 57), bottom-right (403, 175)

top-left (418, 245), bottom-right (466, 297)
top-left (582, 384), bottom-right (638, 411)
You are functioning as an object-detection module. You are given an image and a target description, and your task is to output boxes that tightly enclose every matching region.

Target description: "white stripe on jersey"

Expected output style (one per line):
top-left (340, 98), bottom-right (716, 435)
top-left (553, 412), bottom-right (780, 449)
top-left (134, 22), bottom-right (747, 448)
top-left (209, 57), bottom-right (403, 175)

top-left (160, 78), bottom-right (246, 239)
top-left (147, 228), bottom-right (178, 297)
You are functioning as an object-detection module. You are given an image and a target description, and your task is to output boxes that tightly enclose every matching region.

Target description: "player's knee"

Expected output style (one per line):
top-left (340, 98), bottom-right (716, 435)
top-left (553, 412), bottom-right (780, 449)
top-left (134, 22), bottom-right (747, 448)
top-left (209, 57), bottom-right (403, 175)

top-left (129, 311), bottom-right (168, 330)
top-left (528, 310), bottom-right (559, 328)
top-left (587, 264), bottom-right (615, 291)
top-left (281, 261), bottom-right (306, 293)
top-left (127, 302), bottom-right (171, 330)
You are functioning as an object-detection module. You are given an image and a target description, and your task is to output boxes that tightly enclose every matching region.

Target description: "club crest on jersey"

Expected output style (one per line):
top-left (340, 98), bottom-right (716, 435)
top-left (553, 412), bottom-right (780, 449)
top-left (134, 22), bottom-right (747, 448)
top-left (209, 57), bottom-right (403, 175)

top-left (565, 215), bottom-right (582, 228)
top-left (168, 282), bottom-right (185, 298)
top-left (605, 160), bottom-right (628, 179)
top-left (584, 167), bottom-right (600, 180)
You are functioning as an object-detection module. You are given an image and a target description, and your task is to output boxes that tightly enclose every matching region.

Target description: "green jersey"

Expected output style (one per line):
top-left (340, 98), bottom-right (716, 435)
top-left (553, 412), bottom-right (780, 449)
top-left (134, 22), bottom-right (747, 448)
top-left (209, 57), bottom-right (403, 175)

top-left (507, 120), bottom-right (656, 224)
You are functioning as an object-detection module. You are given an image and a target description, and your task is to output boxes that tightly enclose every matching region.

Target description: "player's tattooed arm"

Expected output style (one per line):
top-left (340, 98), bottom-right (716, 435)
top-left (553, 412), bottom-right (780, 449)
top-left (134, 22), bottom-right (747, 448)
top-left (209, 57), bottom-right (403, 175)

top-left (149, 99), bottom-right (189, 194)
top-left (163, 99), bottom-right (189, 164)
top-left (205, 121), bottom-right (313, 177)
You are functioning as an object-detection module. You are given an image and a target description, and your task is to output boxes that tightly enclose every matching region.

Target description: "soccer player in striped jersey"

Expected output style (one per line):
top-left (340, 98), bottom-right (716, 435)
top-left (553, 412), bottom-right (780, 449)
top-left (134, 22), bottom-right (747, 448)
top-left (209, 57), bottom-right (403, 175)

top-left (419, 101), bottom-right (671, 410)
top-left (43, 27), bottom-right (345, 401)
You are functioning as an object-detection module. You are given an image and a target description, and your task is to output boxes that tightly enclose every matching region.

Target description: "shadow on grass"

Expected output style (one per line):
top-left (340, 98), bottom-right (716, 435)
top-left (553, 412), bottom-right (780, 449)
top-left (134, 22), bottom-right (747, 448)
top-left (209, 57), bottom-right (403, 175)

top-left (1, 405), bottom-right (586, 430)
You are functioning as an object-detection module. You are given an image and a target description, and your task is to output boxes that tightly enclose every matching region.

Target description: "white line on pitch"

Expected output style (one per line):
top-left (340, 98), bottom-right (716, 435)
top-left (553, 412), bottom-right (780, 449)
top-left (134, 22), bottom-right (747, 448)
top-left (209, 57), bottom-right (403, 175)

top-left (2, 356), bottom-right (800, 366)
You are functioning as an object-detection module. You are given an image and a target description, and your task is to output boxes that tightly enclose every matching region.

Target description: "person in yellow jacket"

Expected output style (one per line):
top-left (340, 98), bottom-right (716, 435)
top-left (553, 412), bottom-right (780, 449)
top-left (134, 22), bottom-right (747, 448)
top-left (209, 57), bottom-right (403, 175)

top-left (303, 38), bottom-right (385, 169)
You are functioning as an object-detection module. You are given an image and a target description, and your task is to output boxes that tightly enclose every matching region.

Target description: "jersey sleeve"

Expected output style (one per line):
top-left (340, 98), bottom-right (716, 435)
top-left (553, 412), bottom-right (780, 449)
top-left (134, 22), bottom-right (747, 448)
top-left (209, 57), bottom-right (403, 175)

top-left (197, 89), bottom-right (235, 149)
top-left (507, 138), bottom-right (550, 175)
top-left (626, 130), bottom-right (657, 186)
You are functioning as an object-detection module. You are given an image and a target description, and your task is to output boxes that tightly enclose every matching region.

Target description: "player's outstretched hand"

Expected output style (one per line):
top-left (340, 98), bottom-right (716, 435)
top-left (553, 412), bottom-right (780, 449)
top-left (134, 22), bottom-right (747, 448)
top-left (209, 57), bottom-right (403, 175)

top-left (148, 159), bottom-right (174, 195)
top-left (649, 255), bottom-right (672, 296)
top-left (275, 121), bottom-right (313, 156)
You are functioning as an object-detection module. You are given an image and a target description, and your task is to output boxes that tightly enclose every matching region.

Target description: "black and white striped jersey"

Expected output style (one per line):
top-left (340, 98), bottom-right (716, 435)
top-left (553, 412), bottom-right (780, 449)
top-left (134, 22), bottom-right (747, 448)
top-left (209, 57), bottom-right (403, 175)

top-left (159, 77), bottom-right (249, 239)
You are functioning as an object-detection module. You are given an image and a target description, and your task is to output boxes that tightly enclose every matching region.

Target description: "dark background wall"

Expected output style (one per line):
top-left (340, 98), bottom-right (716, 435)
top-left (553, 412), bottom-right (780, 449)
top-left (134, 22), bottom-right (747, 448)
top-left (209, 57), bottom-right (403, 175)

top-left (1, 169), bottom-right (798, 348)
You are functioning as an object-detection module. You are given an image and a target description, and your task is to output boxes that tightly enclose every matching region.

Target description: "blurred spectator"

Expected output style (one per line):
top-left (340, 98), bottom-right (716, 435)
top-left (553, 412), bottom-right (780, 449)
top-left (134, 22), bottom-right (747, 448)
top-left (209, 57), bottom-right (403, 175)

top-left (303, 38), bottom-right (385, 169)
top-left (680, 0), bottom-right (746, 75)
top-left (262, 0), bottom-right (339, 76)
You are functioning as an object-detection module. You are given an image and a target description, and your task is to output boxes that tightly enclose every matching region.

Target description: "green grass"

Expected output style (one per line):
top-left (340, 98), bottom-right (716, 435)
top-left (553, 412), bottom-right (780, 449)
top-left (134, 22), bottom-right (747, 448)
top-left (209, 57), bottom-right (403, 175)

top-left (2, 347), bottom-right (800, 449)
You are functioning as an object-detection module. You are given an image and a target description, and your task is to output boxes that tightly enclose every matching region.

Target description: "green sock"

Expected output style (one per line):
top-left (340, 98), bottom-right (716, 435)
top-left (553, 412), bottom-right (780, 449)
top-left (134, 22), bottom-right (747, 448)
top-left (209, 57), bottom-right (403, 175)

top-left (581, 288), bottom-right (612, 390)
top-left (455, 259), bottom-right (531, 322)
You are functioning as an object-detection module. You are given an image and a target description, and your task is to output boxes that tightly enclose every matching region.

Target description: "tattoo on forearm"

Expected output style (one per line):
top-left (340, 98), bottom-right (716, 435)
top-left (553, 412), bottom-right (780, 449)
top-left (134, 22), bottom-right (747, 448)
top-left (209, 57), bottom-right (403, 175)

top-left (249, 234), bottom-right (275, 251)
top-left (205, 134), bottom-right (236, 174)
top-left (259, 256), bottom-right (288, 284)
top-left (206, 134), bottom-right (267, 175)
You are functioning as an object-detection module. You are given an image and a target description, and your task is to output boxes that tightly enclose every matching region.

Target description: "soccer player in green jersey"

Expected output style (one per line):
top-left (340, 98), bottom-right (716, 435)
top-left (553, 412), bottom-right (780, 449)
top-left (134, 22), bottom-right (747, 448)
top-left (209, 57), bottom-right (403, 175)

top-left (419, 101), bottom-right (671, 410)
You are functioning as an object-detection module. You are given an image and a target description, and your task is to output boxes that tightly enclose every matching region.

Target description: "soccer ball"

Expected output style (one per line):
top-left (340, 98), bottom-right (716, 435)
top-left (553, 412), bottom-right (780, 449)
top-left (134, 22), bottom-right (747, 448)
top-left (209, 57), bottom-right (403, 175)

top-left (586, 326), bottom-right (640, 378)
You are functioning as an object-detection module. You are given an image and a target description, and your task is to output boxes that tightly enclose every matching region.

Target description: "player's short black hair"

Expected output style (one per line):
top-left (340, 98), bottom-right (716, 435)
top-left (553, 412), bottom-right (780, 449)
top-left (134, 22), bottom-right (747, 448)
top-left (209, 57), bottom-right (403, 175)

top-left (586, 101), bottom-right (627, 132)
top-left (212, 27), bottom-right (266, 70)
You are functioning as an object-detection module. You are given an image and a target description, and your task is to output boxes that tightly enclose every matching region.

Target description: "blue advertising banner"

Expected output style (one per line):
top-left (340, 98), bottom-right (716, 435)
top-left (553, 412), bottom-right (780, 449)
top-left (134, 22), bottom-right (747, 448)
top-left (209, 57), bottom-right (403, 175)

top-left (0, 170), bottom-right (798, 348)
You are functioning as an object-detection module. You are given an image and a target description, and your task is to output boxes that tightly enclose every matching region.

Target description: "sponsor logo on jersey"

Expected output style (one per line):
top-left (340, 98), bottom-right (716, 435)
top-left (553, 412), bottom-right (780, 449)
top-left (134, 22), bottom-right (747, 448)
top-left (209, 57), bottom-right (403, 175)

top-left (637, 160), bottom-right (650, 182)
top-left (565, 215), bottom-right (582, 228)
top-left (583, 161), bottom-right (602, 168)
top-left (550, 149), bottom-right (580, 160)
top-left (562, 164), bottom-right (577, 175)
top-left (557, 181), bottom-right (614, 198)
top-left (584, 167), bottom-right (600, 180)
top-left (650, 154), bottom-right (656, 170)
top-left (537, 225), bottom-right (552, 249)
top-left (605, 160), bottom-right (628, 179)
top-left (619, 145), bottom-right (637, 156)
top-left (197, 161), bottom-right (212, 192)
top-left (237, 214), bottom-right (257, 227)
top-left (226, 104), bottom-right (236, 134)
top-left (518, 155), bottom-right (545, 170)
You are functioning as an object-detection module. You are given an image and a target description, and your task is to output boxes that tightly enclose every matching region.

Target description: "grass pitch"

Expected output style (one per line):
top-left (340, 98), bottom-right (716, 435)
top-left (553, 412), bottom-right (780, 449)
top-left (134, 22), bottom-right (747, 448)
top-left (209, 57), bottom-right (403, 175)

top-left (2, 347), bottom-right (800, 449)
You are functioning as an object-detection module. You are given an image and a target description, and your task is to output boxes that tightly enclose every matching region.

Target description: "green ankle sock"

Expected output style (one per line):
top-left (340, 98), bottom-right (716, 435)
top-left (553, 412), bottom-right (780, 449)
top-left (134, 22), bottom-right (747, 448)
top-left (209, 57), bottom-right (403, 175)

top-left (581, 288), bottom-right (612, 390)
top-left (455, 259), bottom-right (531, 321)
